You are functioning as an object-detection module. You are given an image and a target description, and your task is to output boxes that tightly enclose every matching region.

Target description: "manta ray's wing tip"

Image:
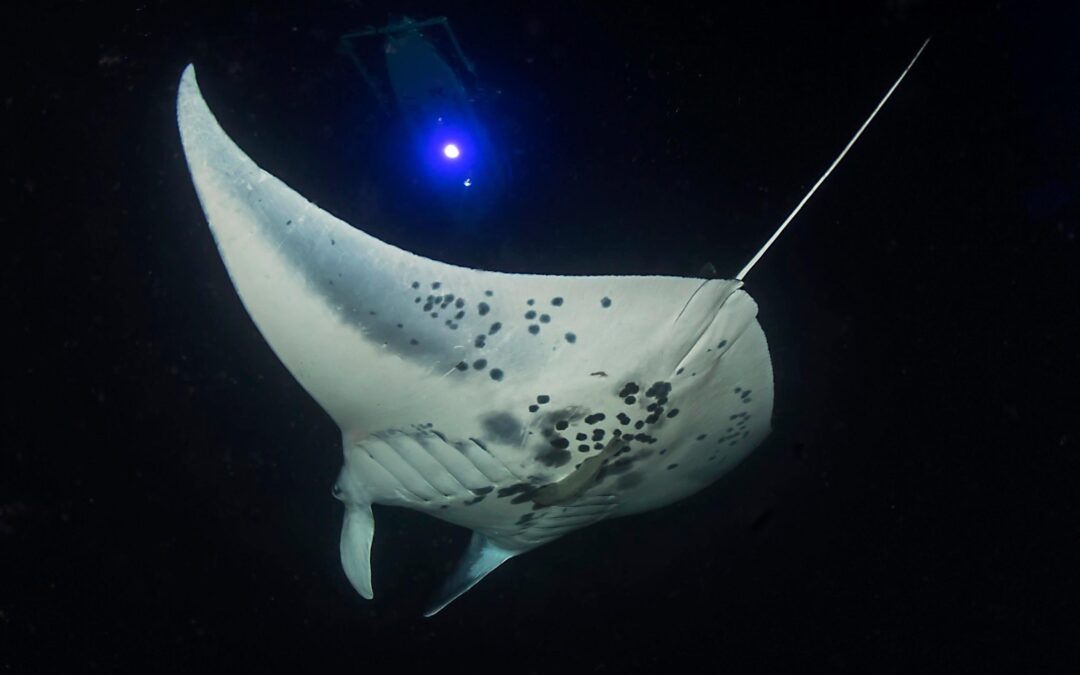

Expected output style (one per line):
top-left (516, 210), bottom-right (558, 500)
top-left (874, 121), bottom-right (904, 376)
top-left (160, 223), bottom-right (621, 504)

top-left (178, 64), bottom-right (198, 103)
top-left (176, 64), bottom-right (204, 132)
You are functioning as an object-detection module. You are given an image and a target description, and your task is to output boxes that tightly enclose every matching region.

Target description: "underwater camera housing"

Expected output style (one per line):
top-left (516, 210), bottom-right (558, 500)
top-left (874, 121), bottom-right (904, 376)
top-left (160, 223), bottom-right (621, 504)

top-left (339, 17), bottom-right (508, 224)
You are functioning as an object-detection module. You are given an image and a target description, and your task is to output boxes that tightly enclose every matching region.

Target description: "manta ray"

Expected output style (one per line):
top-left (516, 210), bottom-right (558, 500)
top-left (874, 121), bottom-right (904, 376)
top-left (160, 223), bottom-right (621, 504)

top-left (176, 40), bottom-right (927, 615)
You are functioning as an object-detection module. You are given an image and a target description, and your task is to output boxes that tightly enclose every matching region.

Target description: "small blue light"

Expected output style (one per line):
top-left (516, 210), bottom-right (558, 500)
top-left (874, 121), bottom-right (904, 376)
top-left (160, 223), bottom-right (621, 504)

top-left (443, 143), bottom-right (460, 159)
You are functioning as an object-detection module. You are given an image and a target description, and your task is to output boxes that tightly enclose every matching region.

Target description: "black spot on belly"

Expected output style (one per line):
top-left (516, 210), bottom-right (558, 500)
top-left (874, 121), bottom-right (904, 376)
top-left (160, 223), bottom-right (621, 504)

top-left (578, 444), bottom-right (590, 452)
top-left (455, 298), bottom-right (465, 308)
top-left (455, 361), bottom-right (468, 371)
top-left (539, 314), bottom-right (551, 323)
top-left (411, 281), bottom-right (420, 289)
top-left (555, 420), bottom-right (568, 431)
top-left (696, 434), bottom-right (707, 441)
top-left (478, 302), bottom-right (490, 316)
top-left (528, 325), bottom-right (540, 335)
top-left (550, 437), bottom-right (570, 449)
top-left (618, 382), bottom-right (640, 398)
top-left (537, 448), bottom-right (571, 467)
top-left (552, 297), bottom-right (564, 306)
top-left (528, 404), bottom-right (539, 413)
top-left (525, 310), bottom-right (536, 320)
top-left (481, 412), bottom-right (521, 444)
top-left (584, 413), bottom-right (606, 424)
top-left (490, 368), bottom-right (504, 381)
top-left (601, 297), bottom-right (612, 308)
top-left (667, 464), bottom-right (678, 470)
top-left (516, 512), bottom-right (535, 526)
top-left (666, 408), bottom-right (680, 418)
top-left (497, 483), bottom-right (532, 498)
top-left (592, 429), bottom-right (605, 441)
top-left (624, 396), bottom-right (636, 405)
top-left (537, 395), bottom-right (550, 404)
top-left (565, 332), bottom-right (577, 343)
top-left (489, 322), bottom-right (502, 335)
top-left (576, 432), bottom-right (587, 441)
top-left (527, 299), bottom-right (535, 306)
top-left (485, 290), bottom-right (494, 297)
top-left (616, 412), bottom-right (631, 425)
top-left (475, 335), bottom-right (486, 348)
top-left (410, 339), bottom-right (419, 346)
top-left (432, 282), bottom-right (442, 289)
top-left (473, 359), bottom-right (488, 370)
top-left (717, 339), bottom-right (728, 349)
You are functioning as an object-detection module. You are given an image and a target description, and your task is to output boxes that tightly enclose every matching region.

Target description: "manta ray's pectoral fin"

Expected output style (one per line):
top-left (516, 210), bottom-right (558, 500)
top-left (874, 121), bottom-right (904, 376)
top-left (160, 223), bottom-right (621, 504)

top-left (340, 503), bottom-right (375, 599)
top-left (424, 533), bottom-right (518, 617)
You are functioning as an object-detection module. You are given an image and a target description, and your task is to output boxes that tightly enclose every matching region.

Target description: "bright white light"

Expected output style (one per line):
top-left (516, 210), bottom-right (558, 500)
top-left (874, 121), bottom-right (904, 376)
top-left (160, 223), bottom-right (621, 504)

top-left (463, 178), bottom-right (472, 187)
top-left (443, 143), bottom-right (460, 159)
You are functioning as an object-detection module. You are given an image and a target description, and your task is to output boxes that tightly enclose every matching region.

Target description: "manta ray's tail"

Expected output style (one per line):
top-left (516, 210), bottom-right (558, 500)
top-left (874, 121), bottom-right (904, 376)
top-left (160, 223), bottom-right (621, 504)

top-left (736, 37), bottom-right (931, 281)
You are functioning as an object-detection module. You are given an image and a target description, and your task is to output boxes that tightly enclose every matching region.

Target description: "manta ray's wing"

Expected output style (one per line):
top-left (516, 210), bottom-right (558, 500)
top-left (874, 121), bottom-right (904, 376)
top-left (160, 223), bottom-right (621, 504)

top-left (177, 65), bottom-right (775, 611)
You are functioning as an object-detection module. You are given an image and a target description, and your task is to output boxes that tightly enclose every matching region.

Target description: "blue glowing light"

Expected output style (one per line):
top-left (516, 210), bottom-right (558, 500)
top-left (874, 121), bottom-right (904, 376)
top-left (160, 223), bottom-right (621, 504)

top-left (442, 143), bottom-right (461, 159)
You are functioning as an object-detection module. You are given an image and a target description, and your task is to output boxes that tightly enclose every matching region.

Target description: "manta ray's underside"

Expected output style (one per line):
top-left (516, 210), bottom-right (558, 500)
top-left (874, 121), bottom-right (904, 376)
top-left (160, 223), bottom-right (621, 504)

top-left (175, 39), bottom-right (926, 615)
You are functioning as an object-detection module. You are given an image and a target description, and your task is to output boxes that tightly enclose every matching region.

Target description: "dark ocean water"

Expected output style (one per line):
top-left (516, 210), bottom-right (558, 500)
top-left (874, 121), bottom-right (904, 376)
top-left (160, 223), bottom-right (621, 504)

top-left (5, 1), bottom-right (1079, 671)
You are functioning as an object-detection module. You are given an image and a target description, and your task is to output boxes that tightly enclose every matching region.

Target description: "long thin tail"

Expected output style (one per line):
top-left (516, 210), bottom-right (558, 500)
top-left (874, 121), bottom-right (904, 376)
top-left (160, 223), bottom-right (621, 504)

top-left (736, 37), bottom-right (931, 281)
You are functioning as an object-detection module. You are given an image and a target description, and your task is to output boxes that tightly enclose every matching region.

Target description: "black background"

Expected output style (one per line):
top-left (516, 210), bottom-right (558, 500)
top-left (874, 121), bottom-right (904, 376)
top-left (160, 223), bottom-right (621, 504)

top-left (5, 1), bottom-right (1079, 671)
